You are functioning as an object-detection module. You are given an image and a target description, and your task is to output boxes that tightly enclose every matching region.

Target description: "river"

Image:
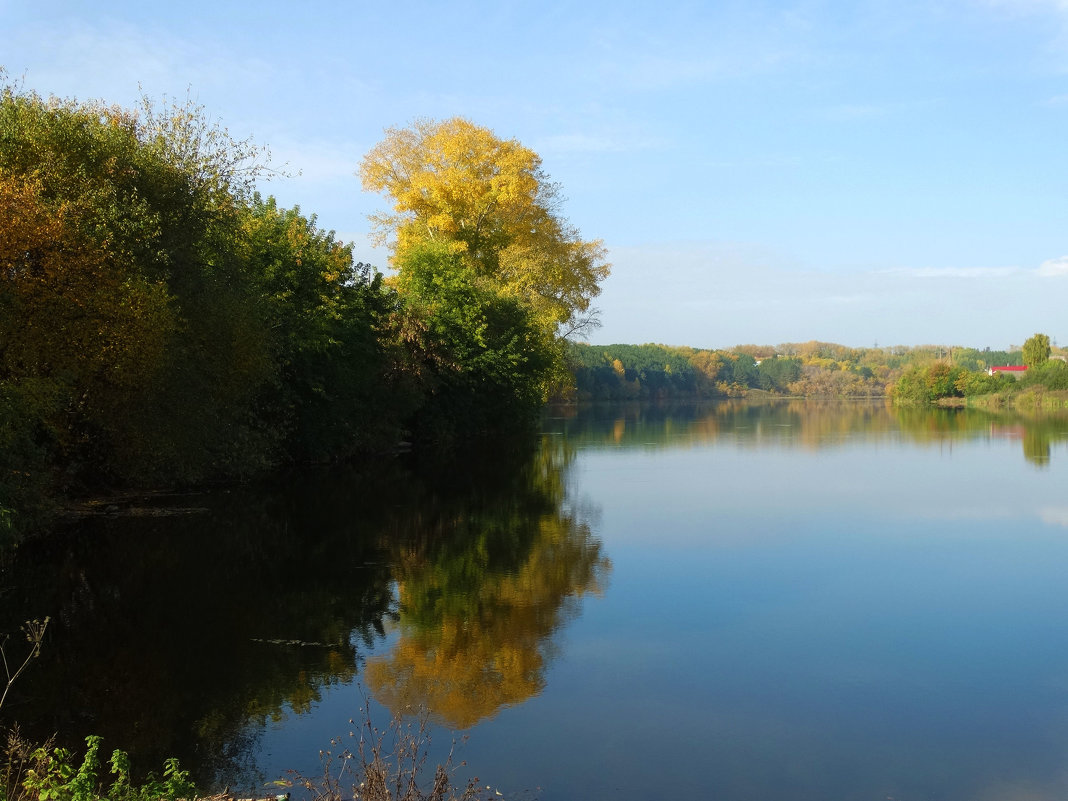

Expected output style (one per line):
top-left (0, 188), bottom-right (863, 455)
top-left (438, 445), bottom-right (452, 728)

top-left (4, 400), bottom-right (1068, 800)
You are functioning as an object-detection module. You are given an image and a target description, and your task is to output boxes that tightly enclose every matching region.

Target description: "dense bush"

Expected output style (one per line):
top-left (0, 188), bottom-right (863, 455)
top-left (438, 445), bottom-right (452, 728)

top-left (1019, 360), bottom-right (1068, 391)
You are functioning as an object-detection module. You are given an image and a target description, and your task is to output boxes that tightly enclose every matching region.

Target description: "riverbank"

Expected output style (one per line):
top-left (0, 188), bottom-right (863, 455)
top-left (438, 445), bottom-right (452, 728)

top-left (965, 387), bottom-right (1068, 413)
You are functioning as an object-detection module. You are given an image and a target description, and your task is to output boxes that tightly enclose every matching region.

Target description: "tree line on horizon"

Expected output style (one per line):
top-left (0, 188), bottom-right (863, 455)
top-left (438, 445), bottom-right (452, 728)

top-left (565, 340), bottom-right (1038, 402)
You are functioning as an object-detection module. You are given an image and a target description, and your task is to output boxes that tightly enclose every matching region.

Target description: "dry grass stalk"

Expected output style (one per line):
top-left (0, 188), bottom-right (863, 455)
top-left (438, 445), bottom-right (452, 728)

top-left (283, 704), bottom-right (487, 801)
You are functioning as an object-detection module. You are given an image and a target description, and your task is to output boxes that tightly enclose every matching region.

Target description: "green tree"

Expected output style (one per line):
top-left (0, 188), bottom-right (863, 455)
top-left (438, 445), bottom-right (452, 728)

top-left (0, 82), bottom-right (279, 487)
top-left (242, 195), bottom-right (398, 460)
top-left (0, 80), bottom-right (417, 539)
top-left (392, 241), bottom-right (557, 440)
top-left (891, 362), bottom-right (967, 404)
top-left (1023, 333), bottom-right (1051, 368)
top-left (756, 357), bottom-right (802, 392)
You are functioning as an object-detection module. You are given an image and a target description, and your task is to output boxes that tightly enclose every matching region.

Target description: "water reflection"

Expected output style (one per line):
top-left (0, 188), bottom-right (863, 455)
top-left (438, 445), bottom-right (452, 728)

top-left (365, 439), bottom-right (609, 728)
top-left (0, 468), bottom-right (402, 788)
top-left (548, 399), bottom-right (1068, 465)
top-left (6, 400), bottom-right (1068, 799)
top-left (0, 434), bottom-right (607, 789)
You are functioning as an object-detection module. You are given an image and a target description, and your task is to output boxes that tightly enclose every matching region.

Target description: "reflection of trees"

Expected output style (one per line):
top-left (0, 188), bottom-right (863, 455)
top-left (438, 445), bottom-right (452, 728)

top-left (0, 466), bottom-right (406, 791)
top-left (546, 399), bottom-right (900, 450)
top-left (1023, 427), bottom-right (1052, 467)
top-left (546, 400), bottom-right (1068, 465)
top-left (0, 436), bottom-right (608, 787)
top-left (894, 407), bottom-right (1068, 466)
top-left (364, 437), bottom-right (609, 729)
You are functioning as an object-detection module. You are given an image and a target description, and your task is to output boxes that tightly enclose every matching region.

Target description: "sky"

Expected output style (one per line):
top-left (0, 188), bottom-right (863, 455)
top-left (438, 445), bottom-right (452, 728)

top-left (3, 0), bottom-right (1067, 350)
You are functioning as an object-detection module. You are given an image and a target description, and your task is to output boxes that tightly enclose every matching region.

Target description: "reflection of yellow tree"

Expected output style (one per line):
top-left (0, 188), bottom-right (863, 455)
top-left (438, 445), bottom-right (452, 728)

top-left (365, 442), bottom-right (609, 729)
top-left (1023, 427), bottom-right (1051, 467)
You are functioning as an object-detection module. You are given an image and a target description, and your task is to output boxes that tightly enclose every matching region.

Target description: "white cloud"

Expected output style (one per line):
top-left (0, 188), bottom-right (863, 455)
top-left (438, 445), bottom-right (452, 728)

top-left (824, 98), bottom-right (938, 122)
top-left (9, 19), bottom-right (274, 107)
top-left (1037, 255), bottom-right (1068, 276)
top-left (589, 238), bottom-right (1064, 348)
top-left (589, 5), bottom-right (812, 92)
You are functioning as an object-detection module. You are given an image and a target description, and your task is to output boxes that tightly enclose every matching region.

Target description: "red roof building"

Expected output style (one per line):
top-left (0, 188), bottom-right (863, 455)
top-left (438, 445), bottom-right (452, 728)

top-left (987, 365), bottom-right (1028, 376)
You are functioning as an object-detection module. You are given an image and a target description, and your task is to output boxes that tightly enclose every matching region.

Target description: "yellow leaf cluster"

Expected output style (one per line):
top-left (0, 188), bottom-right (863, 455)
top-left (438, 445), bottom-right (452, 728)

top-left (359, 117), bottom-right (609, 332)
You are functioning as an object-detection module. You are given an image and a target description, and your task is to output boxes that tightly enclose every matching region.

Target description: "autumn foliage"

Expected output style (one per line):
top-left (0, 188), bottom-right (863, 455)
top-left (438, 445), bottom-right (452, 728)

top-left (0, 87), bottom-right (358, 536)
top-left (0, 87), bottom-right (611, 542)
top-left (360, 117), bottom-right (610, 338)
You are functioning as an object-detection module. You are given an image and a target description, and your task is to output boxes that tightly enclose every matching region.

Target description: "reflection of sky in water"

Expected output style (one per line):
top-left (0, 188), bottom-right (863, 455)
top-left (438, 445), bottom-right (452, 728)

top-left (47, 403), bottom-right (1064, 801)
top-left (576, 441), bottom-right (1063, 546)
top-left (449, 410), bottom-right (1068, 801)
top-left (1039, 507), bottom-right (1068, 528)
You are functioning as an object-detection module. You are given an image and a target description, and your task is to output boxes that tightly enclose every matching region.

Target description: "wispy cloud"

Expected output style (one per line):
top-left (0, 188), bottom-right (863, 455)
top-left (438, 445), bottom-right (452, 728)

top-left (880, 259), bottom-right (1068, 280)
top-left (980, 0), bottom-right (1068, 70)
top-left (824, 97), bottom-right (939, 122)
top-left (590, 5), bottom-right (812, 91)
top-left (536, 133), bottom-right (627, 154)
top-left (982, 0), bottom-right (1068, 14)
top-left (702, 153), bottom-right (808, 169)
top-left (1037, 255), bottom-right (1068, 275)
top-left (13, 19), bottom-right (275, 105)
top-left (264, 137), bottom-right (365, 183)
top-left (593, 238), bottom-right (1065, 348)
top-left (820, 293), bottom-right (876, 305)
top-left (880, 266), bottom-right (1022, 279)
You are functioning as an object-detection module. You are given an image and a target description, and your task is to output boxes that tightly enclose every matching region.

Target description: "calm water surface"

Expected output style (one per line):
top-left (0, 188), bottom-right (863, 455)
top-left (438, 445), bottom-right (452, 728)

top-left (5, 400), bottom-right (1068, 800)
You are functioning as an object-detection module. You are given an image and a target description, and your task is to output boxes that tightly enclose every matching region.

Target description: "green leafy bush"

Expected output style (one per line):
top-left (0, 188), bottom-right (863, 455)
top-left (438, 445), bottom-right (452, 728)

top-left (15, 736), bottom-right (195, 801)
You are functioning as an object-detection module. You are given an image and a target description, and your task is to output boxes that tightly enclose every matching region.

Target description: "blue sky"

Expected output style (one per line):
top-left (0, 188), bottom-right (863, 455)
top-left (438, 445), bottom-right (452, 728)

top-left (4, 0), bottom-right (1067, 349)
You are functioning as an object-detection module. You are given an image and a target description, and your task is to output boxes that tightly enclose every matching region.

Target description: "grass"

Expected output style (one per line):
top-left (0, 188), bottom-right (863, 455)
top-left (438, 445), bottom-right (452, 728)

top-left (280, 703), bottom-right (489, 801)
top-left (1, 707), bottom-right (497, 801)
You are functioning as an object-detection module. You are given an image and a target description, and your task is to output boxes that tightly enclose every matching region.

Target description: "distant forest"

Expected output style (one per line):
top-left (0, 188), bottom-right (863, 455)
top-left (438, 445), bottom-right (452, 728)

top-left (566, 341), bottom-right (1028, 400)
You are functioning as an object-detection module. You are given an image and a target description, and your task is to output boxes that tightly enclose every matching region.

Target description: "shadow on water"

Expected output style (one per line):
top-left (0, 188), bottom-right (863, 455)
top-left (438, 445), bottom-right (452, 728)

top-left (0, 432), bottom-right (608, 791)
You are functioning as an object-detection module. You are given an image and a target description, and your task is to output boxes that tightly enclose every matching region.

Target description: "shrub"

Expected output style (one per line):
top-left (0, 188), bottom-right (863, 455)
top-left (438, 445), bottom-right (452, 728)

top-left (11, 736), bottom-right (195, 801)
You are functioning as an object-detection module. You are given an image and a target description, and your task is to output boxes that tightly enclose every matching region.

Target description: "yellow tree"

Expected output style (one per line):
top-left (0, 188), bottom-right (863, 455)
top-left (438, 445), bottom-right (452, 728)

top-left (359, 117), bottom-right (609, 336)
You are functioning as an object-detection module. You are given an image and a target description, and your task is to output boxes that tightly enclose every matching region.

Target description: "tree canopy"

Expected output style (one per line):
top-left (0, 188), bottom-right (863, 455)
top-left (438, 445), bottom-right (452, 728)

top-left (1023, 333), bottom-right (1051, 368)
top-left (359, 117), bottom-right (609, 335)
